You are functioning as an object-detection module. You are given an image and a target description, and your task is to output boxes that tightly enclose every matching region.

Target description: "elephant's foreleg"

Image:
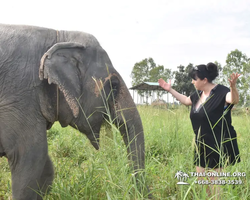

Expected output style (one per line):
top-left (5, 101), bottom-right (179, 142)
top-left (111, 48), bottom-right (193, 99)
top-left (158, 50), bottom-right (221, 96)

top-left (37, 155), bottom-right (54, 199)
top-left (8, 140), bottom-right (48, 200)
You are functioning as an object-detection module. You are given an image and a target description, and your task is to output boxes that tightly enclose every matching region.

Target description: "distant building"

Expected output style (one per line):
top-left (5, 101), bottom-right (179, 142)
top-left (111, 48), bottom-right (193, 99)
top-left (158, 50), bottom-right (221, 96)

top-left (129, 82), bottom-right (177, 105)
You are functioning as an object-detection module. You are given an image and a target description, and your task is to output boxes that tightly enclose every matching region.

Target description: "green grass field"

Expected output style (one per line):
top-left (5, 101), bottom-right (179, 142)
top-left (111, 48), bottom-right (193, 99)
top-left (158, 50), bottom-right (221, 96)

top-left (0, 106), bottom-right (249, 199)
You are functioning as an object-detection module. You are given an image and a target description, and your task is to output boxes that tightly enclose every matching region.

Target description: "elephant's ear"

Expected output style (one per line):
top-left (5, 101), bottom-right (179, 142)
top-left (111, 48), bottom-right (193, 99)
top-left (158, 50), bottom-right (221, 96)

top-left (39, 42), bottom-right (86, 118)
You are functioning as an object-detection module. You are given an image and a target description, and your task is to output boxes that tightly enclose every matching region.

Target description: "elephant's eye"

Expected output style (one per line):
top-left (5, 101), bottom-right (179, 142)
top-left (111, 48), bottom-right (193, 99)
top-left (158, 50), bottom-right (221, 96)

top-left (104, 76), bottom-right (120, 100)
top-left (111, 80), bottom-right (119, 97)
top-left (111, 82), bottom-right (118, 89)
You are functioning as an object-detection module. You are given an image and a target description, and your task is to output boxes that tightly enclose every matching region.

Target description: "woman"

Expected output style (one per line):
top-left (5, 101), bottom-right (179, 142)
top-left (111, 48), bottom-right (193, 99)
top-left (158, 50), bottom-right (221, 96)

top-left (158, 62), bottom-right (241, 197)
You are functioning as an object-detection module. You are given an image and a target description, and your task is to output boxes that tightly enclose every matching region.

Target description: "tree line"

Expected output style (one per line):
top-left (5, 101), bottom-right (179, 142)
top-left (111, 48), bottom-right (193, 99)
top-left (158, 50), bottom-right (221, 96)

top-left (130, 49), bottom-right (250, 106)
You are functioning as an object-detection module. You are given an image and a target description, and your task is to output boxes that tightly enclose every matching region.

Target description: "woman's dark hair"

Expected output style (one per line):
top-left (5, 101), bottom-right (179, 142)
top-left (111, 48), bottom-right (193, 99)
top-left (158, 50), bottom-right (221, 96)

top-left (189, 62), bottom-right (219, 82)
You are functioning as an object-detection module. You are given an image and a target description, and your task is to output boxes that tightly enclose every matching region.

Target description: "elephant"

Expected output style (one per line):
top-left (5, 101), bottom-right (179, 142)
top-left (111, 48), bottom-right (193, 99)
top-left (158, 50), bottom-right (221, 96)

top-left (0, 24), bottom-right (146, 200)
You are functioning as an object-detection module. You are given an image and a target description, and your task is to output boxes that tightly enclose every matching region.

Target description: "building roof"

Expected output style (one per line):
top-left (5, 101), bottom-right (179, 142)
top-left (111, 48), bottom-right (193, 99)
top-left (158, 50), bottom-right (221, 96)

top-left (129, 82), bottom-right (165, 91)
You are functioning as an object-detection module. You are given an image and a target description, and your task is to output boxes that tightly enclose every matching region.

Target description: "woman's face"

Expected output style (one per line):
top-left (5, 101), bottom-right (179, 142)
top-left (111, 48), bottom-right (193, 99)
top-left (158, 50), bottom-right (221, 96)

top-left (192, 76), bottom-right (206, 90)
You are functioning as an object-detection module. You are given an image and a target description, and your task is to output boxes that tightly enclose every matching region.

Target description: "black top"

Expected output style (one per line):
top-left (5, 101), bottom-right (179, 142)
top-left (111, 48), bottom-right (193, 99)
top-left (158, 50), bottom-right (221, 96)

top-left (190, 84), bottom-right (240, 168)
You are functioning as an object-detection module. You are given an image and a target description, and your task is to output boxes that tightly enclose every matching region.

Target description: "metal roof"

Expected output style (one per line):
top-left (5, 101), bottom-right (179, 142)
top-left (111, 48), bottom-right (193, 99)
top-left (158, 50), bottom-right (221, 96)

top-left (129, 82), bottom-right (165, 91)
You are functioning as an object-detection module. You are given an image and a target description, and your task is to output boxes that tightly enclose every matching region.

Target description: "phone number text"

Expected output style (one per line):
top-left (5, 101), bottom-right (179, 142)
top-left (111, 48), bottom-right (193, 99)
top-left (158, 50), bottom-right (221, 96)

top-left (194, 179), bottom-right (243, 185)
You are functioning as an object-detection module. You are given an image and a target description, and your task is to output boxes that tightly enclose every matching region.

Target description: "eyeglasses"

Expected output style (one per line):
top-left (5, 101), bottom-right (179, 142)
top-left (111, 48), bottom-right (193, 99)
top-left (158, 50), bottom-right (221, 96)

top-left (194, 66), bottom-right (200, 71)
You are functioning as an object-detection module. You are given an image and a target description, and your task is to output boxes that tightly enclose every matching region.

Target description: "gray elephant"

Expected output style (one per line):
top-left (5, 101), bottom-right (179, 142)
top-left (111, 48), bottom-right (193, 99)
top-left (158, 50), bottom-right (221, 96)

top-left (0, 24), bottom-right (146, 200)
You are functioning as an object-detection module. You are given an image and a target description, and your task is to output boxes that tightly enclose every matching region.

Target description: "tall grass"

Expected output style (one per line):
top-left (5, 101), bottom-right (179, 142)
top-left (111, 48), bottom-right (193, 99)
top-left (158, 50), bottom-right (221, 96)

top-left (0, 106), bottom-right (249, 199)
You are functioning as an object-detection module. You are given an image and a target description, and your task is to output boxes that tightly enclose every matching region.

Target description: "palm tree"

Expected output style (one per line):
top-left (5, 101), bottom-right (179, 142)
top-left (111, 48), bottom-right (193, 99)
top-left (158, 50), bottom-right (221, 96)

top-left (182, 173), bottom-right (189, 182)
top-left (174, 171), bottom-right (183, 181)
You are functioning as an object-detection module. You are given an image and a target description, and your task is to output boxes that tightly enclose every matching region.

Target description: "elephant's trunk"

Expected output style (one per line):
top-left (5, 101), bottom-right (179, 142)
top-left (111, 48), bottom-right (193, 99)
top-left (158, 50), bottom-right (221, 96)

top-left (121, 110), bottom-right (145, 172)
top-left (114, 80), bottom-right (145, 173)
top-left (114, 83), bottom-right (150, 197)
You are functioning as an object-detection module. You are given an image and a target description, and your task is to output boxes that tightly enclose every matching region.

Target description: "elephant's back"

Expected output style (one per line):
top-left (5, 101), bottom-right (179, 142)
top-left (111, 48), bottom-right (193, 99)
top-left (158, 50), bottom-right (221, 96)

top-left (0, 24), bottom-right (57, 59)
top-left (0, 24), bottom-right (57, 92)
top-left (58, 30), bottom-right (100, 48)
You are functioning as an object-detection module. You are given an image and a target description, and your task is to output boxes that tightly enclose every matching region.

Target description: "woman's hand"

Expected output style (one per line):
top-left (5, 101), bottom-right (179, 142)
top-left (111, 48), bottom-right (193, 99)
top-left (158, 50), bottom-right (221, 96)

top-left (158, 78), bottom-right (171, 92)
top-left (226, 73), bottom-right (241, 104)
top-left (228, 73), bottom-right (241, 88)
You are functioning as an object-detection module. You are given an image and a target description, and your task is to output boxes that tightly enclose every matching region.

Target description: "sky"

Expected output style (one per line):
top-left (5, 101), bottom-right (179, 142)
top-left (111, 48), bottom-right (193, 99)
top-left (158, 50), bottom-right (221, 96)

top-left (1, 0), bottom-right (250, 88)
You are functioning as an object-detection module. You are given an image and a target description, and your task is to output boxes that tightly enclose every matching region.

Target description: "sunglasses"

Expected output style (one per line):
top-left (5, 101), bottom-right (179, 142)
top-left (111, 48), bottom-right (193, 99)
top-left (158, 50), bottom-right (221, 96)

top-left (194, 65), bottom-right (208, 71)
top-left (192, 66), bottom-right (200, 80)
top-left (194, 66), bottom-right (200, 71)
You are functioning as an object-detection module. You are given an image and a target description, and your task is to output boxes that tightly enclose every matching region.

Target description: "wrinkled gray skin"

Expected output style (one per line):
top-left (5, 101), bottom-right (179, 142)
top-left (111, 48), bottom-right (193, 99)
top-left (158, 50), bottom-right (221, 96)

top-left (0, 24), bottom-right (145, 200)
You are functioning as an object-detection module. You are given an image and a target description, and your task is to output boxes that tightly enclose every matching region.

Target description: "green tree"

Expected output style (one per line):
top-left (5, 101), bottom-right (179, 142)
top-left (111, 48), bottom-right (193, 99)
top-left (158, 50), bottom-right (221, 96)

top-left (223, 49), bottom-right (250, 105)
top-left (172, 63), bottom-right (195, 96)
top-left (149, 65), bottom-right (172, 98)
top-left (149, 65), bottom-right (164, 82)
top-left (131, 57), bottom-right (172, 101)
top-left (214, 61), bottom-right (224, 84)
top-left (131, 57), bottom-right (156, 87)
top-left (131, 58), bottom-right (157, 98)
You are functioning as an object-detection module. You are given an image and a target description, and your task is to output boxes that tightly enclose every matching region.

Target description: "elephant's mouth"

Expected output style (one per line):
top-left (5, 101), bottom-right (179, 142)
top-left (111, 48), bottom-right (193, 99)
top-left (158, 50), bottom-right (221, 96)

top-left (87, 119), bottom-right (114, 150)
top-left (0, 152), bottom-right (6, 157)
top-left (89, 137), bottom-right (100, 150)
top-left (84, 126), bottom-right (101, 150)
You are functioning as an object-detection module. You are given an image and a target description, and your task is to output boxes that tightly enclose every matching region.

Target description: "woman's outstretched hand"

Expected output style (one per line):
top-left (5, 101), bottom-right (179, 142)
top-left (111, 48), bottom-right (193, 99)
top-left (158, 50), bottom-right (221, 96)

top-left (158, 78), bottom-right (171, 92)
top-left (228, 73), bottom-right (241, 88)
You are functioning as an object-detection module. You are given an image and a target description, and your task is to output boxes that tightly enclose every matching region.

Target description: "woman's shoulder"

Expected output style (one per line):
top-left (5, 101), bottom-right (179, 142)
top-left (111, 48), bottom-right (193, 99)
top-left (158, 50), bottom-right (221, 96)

top-left (190, 90), bottom-right (201, 101)
top-left (216, 84), bottom-right (230, 91)
top-left (215, 84), bottom-right (230, 94)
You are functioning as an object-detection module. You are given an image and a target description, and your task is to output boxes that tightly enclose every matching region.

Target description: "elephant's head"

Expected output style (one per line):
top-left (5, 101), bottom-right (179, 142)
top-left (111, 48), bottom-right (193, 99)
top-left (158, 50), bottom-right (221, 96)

top-left (39, 41), bottom-right (145, 173)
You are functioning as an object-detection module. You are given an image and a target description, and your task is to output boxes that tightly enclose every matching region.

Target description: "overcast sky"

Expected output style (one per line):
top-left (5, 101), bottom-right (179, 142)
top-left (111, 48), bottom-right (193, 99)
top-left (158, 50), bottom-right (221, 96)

top-left (1, 0), bottom-right (250, 88)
